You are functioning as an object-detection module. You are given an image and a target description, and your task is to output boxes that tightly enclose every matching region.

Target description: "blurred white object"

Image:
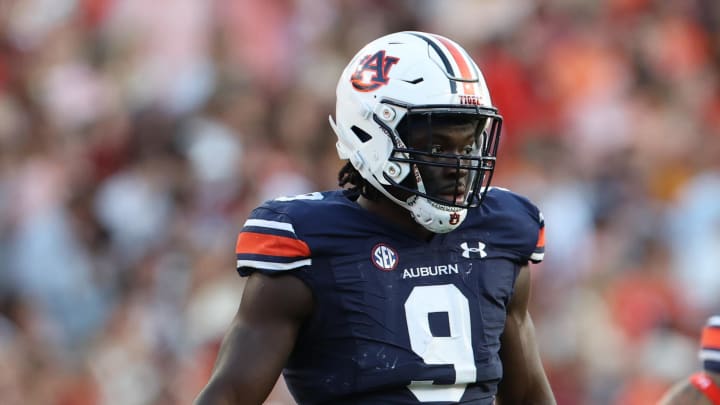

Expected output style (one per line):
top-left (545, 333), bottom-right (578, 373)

top-left (6, 0), bottom-right (77, 49)
top-left (182, 117), bottom-right (243, 184)
top-left (668, 171), bottom-right (720, 312)
top-left (94, 168), bottom-right (173, 262)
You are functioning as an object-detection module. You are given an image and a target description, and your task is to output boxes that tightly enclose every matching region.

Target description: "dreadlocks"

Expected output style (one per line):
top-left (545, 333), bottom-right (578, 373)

top-left (337, 162), bottom-right (381, 200)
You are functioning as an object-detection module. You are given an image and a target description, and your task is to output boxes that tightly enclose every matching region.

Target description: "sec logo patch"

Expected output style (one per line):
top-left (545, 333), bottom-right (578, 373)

top-left (371, 243), bottom-right (398, 271)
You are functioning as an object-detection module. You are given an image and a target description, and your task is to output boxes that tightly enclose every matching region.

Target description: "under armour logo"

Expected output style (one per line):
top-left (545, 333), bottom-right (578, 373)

top-left (460, 241), bottom-right (487, 259)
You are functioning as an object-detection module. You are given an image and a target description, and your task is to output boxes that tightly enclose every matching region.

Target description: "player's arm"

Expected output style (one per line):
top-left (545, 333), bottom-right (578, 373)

top-left (194, 271), bottom-right (313, 405)
top-left (658, 379), bottom-right (713, 405)
top-left (496, 265), bottom-right (556, 405)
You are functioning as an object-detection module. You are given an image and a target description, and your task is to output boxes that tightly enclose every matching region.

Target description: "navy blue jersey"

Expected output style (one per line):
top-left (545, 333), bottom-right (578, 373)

top-left (235, 188), bottom-right (545, 405)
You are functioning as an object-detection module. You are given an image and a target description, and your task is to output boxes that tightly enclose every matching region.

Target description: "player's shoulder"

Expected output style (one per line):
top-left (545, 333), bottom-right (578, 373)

top-left (482, 186), bottom-right (542, 220)
top-left (235, 190), bottom-right (358, 276)
top-left (480, 187), bottom-right (545, 227)
top-left (253, 190), bottom-right (350, 220)
top-left (247, 190), bottom-right (356, 235)
top-left (466, 186), bottom-right (545, 263)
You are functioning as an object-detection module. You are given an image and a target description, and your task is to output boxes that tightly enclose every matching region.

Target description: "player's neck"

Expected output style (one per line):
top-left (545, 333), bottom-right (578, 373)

top-left (356, 195), bottom-right (434, 241)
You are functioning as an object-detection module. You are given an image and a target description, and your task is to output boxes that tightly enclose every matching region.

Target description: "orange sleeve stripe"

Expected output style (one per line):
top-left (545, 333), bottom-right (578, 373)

top-left (536, 227), bottom-right (546, 249)
top-left (236, 232), bottom-right (310, 258)
top-left (702, 327), bottom-right (720, 349)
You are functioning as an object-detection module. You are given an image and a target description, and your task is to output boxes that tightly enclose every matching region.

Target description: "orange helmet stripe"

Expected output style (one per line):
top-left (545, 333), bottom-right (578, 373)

top-left (433, 35), bottom-right (476, 95)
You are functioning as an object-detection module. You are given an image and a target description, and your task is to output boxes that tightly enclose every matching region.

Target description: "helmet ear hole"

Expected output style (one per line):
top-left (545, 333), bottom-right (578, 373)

top-left (351, 126), bottom-right (372, 143)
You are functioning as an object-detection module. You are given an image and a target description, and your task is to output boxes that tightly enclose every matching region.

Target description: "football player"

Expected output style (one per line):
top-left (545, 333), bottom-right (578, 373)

top-left (195, 31), bottom-right (556, 405)
top-left (659, 316), bottom-right (720, 405)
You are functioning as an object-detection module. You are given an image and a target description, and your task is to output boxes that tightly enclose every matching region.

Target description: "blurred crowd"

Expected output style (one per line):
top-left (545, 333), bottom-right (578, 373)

top-left (0, 0), bottom-right (718, 404)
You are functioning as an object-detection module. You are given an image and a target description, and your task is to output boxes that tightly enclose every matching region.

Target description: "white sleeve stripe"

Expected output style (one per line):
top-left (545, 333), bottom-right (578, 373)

top-left (236, 258), bottom-right (311, 270)
top-left (530, 252), bottom-right (545, 261)
top-left (243, 219), bottom-right (295, 233)
top-left (700, 349), bottom-right (720, 362)
top-left (708, 316), bottom-right (720, 327)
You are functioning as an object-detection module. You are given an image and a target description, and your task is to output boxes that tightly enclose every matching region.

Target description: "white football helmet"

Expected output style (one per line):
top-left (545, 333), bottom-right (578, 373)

top-left (330, 31), bottom-right (502, 233)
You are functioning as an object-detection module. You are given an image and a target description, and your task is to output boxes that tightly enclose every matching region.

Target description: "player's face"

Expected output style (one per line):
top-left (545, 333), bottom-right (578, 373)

top-left (404, 118), bottom-right (481, 205)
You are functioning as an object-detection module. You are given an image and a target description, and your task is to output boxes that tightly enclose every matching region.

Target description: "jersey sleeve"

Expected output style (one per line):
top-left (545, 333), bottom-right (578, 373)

top-left (482, 187), bottom-right (546, 265)
top-left (529, 211), bottom-right (545, 264)
top-left (235, 206), bottom-right (312, 276)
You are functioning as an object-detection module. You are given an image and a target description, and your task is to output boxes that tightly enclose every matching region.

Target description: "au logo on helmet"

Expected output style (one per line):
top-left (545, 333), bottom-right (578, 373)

top-left (350, 50), bottom-right (399, 92)
top-left (449, 212), bottom-right (461, 225)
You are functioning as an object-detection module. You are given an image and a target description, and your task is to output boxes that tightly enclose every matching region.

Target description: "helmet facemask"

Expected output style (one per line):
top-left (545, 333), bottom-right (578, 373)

top-left (370, 100), bottom-right (502, 232)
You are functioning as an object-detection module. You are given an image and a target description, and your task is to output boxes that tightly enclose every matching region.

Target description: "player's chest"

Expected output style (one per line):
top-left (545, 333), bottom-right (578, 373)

top-left (308, 236), bottom-right (519, 394)
top-left (324, 235), bottom-right (519, 306)
top-left (312, 206), bottom-right (528, 276)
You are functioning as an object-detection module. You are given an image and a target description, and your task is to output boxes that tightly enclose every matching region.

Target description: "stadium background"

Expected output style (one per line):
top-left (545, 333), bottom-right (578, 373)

top-left (0, 0), bottom-right (719, 404)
